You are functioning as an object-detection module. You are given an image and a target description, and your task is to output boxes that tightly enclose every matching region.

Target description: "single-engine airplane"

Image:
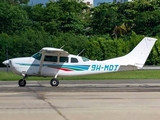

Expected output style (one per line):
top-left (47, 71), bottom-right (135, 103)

top-left (2, 37), bottom-right (157, 87)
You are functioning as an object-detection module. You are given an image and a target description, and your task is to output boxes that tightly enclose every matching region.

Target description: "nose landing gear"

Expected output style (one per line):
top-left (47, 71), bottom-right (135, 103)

top-left (18, 74), bottom-right (27, 87)
top-left (18, 79), bottom-right (26, 87)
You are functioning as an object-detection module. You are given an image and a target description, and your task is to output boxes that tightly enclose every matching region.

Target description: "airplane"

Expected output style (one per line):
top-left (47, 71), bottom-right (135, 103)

top-left (2, 37), bottom-right (157, 87)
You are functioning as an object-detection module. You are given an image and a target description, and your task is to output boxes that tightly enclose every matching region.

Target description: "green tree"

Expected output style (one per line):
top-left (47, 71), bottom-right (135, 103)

top-left (133, 10), bottom-right (160, 36)
top-left (114, 2), bottom-right (137, 38)
top-left (57, 0), bottom-right (89, 34)
top-left (90, 3), bottom-right (118, 35)
top-left (0, 2), bottom-right (30, 35)
top-left (43, 2), bottom-right (63, 34)
top-left (0, 0), bottom-right (29, 5)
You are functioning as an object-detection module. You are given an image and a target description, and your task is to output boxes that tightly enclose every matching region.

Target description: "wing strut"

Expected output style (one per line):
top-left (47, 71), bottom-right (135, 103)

top-left (38, 50), bottom-right (45, 75)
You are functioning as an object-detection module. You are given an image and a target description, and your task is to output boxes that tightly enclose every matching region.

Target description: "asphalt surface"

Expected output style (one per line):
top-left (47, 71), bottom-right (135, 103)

top-left (1, 79), bottom-right (160, 92)
top-left (1, 80), bottom-right (160, 120)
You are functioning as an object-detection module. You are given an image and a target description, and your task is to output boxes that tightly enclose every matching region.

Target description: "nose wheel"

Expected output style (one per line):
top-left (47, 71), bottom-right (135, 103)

top-left (50, 78), bottom-right (59, 86)
top-left (18, 79), bottom-right (26, 87)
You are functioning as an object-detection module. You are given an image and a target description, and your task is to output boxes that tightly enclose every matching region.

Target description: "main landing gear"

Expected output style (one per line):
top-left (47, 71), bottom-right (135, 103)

top-left (50, 78), bottom-right (59, 86)
top-left (50, 74), bottom-right (59, 87)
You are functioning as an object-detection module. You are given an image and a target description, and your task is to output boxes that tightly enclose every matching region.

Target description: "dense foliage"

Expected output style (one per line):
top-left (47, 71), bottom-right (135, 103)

top-left (0, 0), bottom-right (160, 66)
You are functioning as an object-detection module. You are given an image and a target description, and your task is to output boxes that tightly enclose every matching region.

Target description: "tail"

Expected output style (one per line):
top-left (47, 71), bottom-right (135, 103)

top-left (107, 37), bottom-right (157, 68)
top-left (125, 37), bottom-right (157, 68)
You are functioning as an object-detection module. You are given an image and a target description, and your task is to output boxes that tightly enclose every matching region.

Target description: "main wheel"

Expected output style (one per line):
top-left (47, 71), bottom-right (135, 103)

top-left (50, 78), bottom-right (59, 86)
top-left (18, 79), bottom-right (26, 87)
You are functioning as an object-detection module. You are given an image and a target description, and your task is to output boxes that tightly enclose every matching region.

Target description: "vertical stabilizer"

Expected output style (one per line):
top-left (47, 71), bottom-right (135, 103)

top-left (124, 37), bottom-right (157, 68)
top-left (106, 37), bottom-right (157, 69)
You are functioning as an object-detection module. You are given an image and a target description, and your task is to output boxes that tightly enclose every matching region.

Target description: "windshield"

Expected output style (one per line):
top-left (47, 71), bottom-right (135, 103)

top-left (82, 57), bottom-right (90, 62)
top-left (32, 52), bottom-right (42, 60)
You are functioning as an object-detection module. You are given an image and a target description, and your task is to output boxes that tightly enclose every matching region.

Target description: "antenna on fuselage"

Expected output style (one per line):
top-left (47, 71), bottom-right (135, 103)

top-left (77, 49), bottom-right (85, 56)
top-left (60, 45), bottom-right (65, 49)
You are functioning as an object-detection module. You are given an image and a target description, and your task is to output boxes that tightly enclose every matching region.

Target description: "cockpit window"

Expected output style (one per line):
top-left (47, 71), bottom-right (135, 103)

top-left (32, 52), bottom-right (42, 60)
top-left (82, 57), bottom-right (90, 62)
top-left (44, 56), bottom-right (57, 62)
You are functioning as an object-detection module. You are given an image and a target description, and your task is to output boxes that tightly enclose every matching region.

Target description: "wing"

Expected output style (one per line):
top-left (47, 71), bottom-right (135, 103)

top-left (40, 47), bottom-right (69, 56)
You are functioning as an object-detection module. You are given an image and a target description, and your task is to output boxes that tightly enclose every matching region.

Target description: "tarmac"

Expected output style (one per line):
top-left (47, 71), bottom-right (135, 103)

top-left (1, 80), bottom-right (160, 120)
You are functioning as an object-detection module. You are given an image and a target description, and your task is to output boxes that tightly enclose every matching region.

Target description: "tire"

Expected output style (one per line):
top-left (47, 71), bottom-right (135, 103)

top-left (18, 79), bottom-right (26, 87)
top-left (50, 78), bottom-right (59, 86)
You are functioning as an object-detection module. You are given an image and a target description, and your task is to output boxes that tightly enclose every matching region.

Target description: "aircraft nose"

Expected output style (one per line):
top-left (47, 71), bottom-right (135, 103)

top-left (2, 60), bottom-right (9, 66)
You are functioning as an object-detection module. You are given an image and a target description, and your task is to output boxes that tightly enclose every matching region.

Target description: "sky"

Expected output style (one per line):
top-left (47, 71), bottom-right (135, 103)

top-left (29, 0), bottom-right (48, 5)
top-left (29, 0), bottom-right (113, 6)
top-left (94, 0), bottom-right (112, 5)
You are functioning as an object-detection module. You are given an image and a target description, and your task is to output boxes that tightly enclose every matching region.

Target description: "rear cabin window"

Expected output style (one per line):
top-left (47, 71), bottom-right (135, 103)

top-left (44, 56), bottom-right (57, 62)
top-left (71, 58), bottom-right (78, 63)
top-left (82, 57), bottom-right (90, 62)
top-left (60, 56), bottom-right (68, 63)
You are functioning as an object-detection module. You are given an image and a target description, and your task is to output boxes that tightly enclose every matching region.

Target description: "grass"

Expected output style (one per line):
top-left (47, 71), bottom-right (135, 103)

top-left (1, 69), bottom-right (160, 81)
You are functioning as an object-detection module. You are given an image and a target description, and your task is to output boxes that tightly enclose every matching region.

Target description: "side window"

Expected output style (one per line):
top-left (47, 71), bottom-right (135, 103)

top-left (71, 58), bottom-right (78, 63)
top-left (60, 56), bottom-right (68, 63)
top-left (44, 56), bottom-right (57, 62)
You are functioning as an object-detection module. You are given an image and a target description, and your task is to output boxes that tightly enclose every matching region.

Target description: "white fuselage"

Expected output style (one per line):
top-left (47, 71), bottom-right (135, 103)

top-left (8, 54), bottom-right (136, 77)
